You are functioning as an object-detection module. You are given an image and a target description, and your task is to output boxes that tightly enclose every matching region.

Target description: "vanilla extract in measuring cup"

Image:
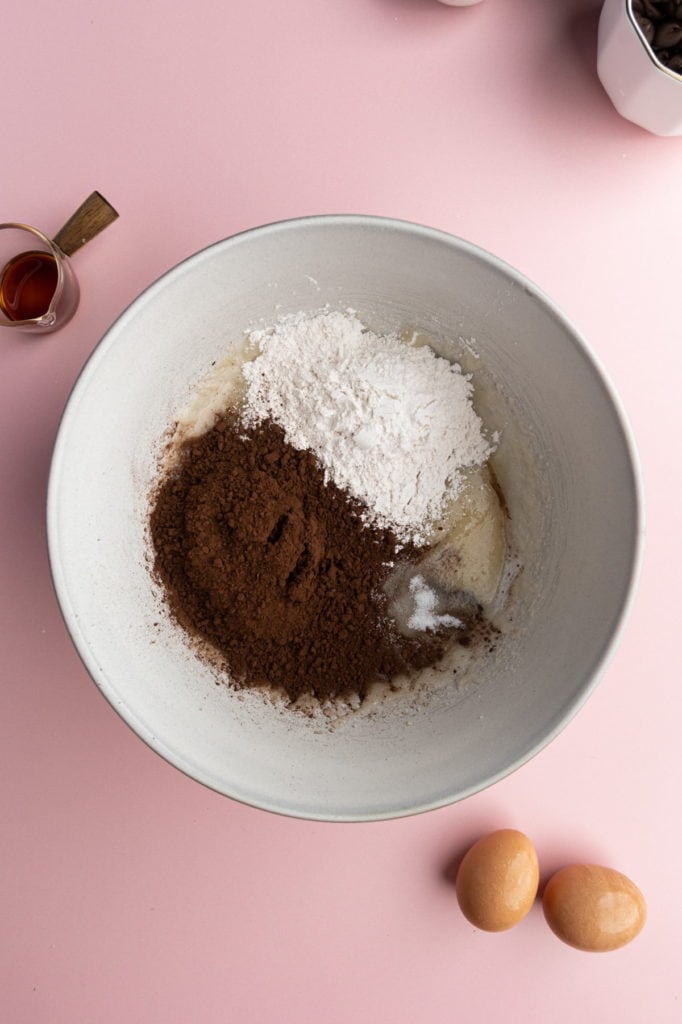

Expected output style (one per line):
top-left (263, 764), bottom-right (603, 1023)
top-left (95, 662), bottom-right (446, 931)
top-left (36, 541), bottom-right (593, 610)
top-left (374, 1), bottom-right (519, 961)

top-left (0, 249), bottom-right (59, 322)
top-left (0, 192), bottom-right (118, 334)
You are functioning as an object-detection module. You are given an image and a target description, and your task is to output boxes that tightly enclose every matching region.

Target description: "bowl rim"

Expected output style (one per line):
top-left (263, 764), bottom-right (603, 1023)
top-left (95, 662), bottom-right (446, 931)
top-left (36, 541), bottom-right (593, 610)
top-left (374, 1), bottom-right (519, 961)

top-left (46, 213), bottom-right (645, 822)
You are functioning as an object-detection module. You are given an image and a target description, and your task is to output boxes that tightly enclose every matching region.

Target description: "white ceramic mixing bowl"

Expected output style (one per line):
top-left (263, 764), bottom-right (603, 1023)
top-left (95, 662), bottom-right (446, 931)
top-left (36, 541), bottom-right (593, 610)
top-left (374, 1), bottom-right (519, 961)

top-left (47, 216), bottom-right (642, 821)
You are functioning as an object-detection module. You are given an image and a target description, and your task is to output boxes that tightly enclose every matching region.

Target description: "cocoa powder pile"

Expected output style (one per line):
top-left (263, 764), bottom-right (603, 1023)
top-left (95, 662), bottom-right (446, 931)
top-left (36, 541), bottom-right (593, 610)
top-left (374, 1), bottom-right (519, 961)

top-left (150, 415), bottom-right (450, 703)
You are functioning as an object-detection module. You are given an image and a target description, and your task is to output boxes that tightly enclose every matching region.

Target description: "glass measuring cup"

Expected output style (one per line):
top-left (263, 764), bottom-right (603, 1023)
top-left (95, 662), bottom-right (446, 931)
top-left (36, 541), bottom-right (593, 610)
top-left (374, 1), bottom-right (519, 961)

top-left (0, 224), bottom-right (79, 332)
top-left (0, 192), bottom-right (118, 334)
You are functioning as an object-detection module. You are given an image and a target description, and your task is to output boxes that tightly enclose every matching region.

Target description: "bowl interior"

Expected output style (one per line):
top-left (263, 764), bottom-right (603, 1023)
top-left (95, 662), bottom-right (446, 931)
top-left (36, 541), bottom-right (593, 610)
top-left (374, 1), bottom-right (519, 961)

top-left (48, 217), bottom-right (641, 820)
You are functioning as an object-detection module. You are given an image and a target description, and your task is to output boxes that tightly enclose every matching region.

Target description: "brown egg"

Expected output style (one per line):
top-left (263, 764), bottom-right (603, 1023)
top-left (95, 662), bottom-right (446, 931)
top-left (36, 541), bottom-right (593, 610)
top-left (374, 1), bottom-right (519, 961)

top-left (455, 829), bottom-right (539, 931)
top-left (543, 864), bottom-right (646, 952)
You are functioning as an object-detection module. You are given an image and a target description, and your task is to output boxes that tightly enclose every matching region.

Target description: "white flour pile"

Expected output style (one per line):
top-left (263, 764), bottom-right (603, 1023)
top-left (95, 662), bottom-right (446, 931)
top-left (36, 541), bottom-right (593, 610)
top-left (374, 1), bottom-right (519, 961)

top-left (242, 310), bottom-right (494, 543)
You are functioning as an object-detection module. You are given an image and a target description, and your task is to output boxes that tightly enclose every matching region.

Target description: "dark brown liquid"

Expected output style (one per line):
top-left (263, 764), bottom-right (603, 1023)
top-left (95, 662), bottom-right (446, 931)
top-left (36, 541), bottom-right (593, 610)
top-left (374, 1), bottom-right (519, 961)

top-left (0, 250), bottom-right (59, 321)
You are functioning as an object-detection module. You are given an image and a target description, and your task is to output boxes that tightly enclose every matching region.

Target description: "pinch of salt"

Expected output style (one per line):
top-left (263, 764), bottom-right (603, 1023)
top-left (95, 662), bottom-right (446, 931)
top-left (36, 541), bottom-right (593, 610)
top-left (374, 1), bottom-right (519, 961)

top-left (407, 575), bottom-right (463, 632)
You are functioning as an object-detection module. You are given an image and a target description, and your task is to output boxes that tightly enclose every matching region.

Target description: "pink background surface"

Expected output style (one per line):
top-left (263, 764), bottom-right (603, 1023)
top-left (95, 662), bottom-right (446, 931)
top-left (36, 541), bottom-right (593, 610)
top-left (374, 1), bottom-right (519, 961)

top-left (2, 0), bottom-right (681, 1020)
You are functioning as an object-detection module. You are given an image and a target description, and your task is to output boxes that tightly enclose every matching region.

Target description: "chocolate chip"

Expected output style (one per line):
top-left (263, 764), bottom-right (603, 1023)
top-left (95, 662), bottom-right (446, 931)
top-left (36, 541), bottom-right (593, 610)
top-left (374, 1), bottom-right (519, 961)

top-left (640, 0), bottom-right (664, 19)
top-left (654, 20), bottom-right (682, 46)
top-left (667, 52), bottom-right (682, 71)
top-left (638, 15), bottom-right (656, 41)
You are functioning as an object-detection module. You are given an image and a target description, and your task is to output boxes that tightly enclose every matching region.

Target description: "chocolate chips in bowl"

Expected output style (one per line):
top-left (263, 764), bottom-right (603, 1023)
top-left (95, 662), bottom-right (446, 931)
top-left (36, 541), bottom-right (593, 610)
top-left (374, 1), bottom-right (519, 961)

top-left (632, 0), bottom-right (682, 76)
top-left (598, 0), bottom-right (682, 135)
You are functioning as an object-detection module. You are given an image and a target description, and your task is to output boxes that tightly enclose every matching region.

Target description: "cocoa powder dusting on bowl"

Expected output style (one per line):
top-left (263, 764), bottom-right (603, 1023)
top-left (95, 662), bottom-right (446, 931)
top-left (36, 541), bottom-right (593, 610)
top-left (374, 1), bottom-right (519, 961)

top-left (149, 416), bottom-right (450, 703)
